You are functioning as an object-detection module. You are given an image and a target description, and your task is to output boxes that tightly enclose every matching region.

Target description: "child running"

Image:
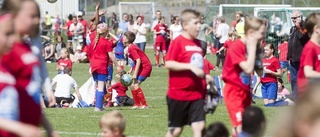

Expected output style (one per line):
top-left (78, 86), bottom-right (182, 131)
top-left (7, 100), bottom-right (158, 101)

top-left (123, 31), bottom-right (152, 109)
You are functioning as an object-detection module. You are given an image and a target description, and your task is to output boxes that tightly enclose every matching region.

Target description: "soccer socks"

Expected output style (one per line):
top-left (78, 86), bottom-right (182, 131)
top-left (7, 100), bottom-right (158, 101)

top-left (95, 90), bottom-right (104, 109)
top-left (136, 87), bottom-right (148, 106)
top-left (155, 54), bottom-right (160, 66)
top-left (131, 89), bottom-right (140, 106)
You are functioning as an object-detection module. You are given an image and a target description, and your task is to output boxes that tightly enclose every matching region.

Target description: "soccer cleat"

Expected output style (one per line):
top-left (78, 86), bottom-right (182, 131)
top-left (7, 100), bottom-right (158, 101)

top-left (140, 105), bottom-right (149, 109)
top-left (131, 105), bottom-right (139, 109)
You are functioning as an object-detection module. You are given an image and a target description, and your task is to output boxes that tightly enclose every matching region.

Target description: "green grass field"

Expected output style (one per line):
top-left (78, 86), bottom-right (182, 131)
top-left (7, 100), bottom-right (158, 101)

top-left (44, 48), bottom-right (288, 137)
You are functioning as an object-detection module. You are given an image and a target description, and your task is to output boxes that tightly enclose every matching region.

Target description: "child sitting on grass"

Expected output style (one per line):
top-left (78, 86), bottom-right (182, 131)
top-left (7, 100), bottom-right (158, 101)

top-left (57, 48), bottom-right (72, 74)
top-left (100, 110), bottom-right (126, 137)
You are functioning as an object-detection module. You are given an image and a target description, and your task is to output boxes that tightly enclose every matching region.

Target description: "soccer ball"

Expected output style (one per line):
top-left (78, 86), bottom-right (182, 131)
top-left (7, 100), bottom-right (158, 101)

top-left (121, 74), bottom-right (133, 87)
top-left (47, 0), bottom-right (57, 3)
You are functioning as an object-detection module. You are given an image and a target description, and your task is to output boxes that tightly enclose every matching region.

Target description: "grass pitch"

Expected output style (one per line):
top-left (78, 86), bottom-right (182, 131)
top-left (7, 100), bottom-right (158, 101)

top-left (44, 48), bottom-right (287, 137)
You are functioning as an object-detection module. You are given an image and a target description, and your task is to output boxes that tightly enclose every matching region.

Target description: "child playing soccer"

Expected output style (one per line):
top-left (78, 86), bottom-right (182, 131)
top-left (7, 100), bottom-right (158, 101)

top-left (115, 28), bottom-right (125, 70)
top-left (165, 9), bottom-right (212, 137)
top-left (297, 12), bottom-right (320, 94)
top-left (123, 31), bottom-right (152, 109)
top-left (222, 16), bottom-right (266, 136)
top-left (100, 110), bottom-right (126, 137)
top-left (57, 48), bottom-right (72, 74)
top-left (154, 16), bottom-right (169, 67)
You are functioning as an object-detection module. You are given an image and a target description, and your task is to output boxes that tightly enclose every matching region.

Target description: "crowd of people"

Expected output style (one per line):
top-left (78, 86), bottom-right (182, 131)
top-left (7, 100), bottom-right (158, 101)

top-left (1, 0), bottom-right (320, 136)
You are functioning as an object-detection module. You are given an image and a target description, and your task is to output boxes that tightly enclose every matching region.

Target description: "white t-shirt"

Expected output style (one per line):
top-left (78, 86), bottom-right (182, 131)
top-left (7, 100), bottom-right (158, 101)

top-left (69, 23), bottom-right (84, 36)
top-left (52, 74), bottom-right (78, 98)
top-left (216, 23), bottom-right (230, 43)
top-left (169, 24), bottom-right (182, 40)
top-left (134, 23), bottom-right (147, 43)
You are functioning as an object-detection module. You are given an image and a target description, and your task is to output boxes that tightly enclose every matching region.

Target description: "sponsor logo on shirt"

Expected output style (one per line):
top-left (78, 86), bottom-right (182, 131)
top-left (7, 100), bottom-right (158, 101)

top-left (185, 45), bottom-right (202, 52)
top-left (21, 53), bottom-right (39, 65)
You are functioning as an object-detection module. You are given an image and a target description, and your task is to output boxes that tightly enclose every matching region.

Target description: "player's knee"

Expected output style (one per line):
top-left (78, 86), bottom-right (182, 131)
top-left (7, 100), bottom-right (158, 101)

top-left (167, 127), bottom-right (183, 137)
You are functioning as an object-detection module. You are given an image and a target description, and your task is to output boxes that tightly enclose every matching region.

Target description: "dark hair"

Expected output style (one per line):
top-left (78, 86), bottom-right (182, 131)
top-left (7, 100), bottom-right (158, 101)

top-left (203, 122), bottom-right (229, 137)
top-left (172, 16), bottom-right (179, 24)
top-left (282, 35), bottom-right (289, 43)
top-left (305, 12), bottom-right (320, 36)
top-left (63, 67), bottom-right (72, 75)
top-left (242, 106), bottom-right (266, 136)
top-left (124, 31), bottom-right (136, 44)
top-left (68, 14), bottom-right (73, 20)
top-left (265, 43), bottom-right (275, 55)
top-left (136, 15), bottom-right (142, 20)
top-left (277, 78), bottom-right (283, 85)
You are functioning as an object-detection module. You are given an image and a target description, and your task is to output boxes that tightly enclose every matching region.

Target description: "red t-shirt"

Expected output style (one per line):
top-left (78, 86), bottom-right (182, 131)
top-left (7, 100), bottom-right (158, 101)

top-left (89, 37), bottom-right (112, 74)
top-left (66, 20), bottom-right (73, 36)
top-left (57, 58), bottom-right (73, 69)
top-left (128, 44), bottom-right (152, 77)
top-left (0, 66), bottom-right (18, 137)
top-left (1, 42), bottom-right (42, 127)
top-left (297, 40), bottom-right (320, 92)
top-left (79, 19), bottom-right (88, 38)
top-left (222, 39), bottom-right (250, 91)
top-left (166, 35), bottom-right (206, 101)
top-left (260, 56), bottom-right (280, 83)
top-left (111, 82), bottom-right (128, 97)
top-left (223, 39), bottom-right (233, 49)
top-left (278, 42), bottom-right (288, 62)
top-left (203, 59), bottom-right (215, 75)
top-left (154, 23), bottom-right (168, 42)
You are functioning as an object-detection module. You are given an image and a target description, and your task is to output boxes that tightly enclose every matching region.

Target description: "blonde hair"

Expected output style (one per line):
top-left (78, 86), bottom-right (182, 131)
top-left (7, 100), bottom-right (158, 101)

top-left (244, 16), bottom-right (265, 35)
top-left (100, 110), bottom-right (126, 134)
top-left (60, 48), bottom-right (69, 58)
top-left (94, 23), bottom-right (108, 49)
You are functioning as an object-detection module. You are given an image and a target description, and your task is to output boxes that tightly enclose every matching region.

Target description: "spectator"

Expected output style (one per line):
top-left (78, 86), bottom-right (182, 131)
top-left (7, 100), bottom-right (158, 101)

top-left (100, 110), bottom-right (126, 137)
top-left (56, 48), bottom-right (72, 74)
top-left (77, 11), bottom-right (88, 46)
top-left (51, 67), bottom-right (82, 106)
top-left (108, 12), bottom-right (119, 34)
top-left (133, 15), bottom-right (147, 52)
top-left (169, 16), bottom-right (182, 41)
top-left (118, 13), bottom-right (129, 33)
top-left (44, 11), bottom-right (52, 35)
top-left (215, 16), bottom-right (230, 68)
top-left (231, 10), bottom-right (243, 31)
top-left (277, 78), bottom-right (290, 101)
top-left (63, 14), bottom-right (74, 53)
top-left (70, 46), bottom-right (88, 63)
top-left (297, 12), bottom-right (320, 94)
top-left (41, 35), bottom-right (55, 62)
top-left (287, 10), bottom-right (310, 99)
top-left (165, 9), bottom-right (212, 137)
top-left (69, 16), bottom-right (84, 53)
top-left (127, 14), bottom-right (135, 32)
top-left (197, 15), bottom-right (213, 56)
top-left (237, 106), bottom-right (266, 137)
top-left (54, 35), bottom-right (66, 61)
top-left (203, 122), bottom-right (229, 137)
top-left (54, 14), bottom-right (61, 36)
top-left (278, 35), bottom-right (289, 74)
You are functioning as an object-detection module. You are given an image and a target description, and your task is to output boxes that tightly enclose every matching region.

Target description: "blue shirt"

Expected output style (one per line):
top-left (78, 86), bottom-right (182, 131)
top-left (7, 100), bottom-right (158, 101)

top-left (237, 131), bottom-right (251, 137)
top-left (115, 35), bottom-right (124, 54)
top-left (118, 21), bottom-right (128, 32)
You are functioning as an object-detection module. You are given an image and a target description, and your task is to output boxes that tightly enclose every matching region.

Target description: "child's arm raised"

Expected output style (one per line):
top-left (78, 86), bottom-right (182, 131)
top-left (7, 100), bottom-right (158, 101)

top-left (165, 61), bottom-right (205, 78)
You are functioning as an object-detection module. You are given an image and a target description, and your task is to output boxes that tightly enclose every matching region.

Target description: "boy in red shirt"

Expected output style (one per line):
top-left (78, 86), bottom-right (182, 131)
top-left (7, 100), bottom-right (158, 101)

top-left (165, 9), bottom-right (212, 137)
top-left (216, 31), bottom-right (235, 56)
top-left (222, 16), bottom-right (266, 136)
top-left (154, 16), bottom-right (169, 67)
top-left (107, 72), bottom-right (133, 107)
top-left (123, 31), bottom-right (152, 109)
top-left (297, 12), bottom-right (320, 94)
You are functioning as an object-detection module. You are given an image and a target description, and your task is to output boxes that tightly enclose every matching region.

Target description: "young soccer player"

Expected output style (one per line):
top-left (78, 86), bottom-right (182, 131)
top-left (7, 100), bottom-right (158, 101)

top-left (297, 12), bottom-right (320, 94)
top-left (123, 31), bottom-right (152, 109)
top-left (0, 0), bottom-right (58, 136)
top-left (154, 16), bottom-right (169, 67)
top-left (278, 36), bottom-right (289, 74)
top-left (115, 28), bottom-right (125, 69)
top-left (165, 9), bottom-right (212, 137)
top-left (100, 110), bottom-right (126, 137)
top-left (57, 48), bottom-right (72, 74)
top-left (222, 16), bottom-right (266, 136)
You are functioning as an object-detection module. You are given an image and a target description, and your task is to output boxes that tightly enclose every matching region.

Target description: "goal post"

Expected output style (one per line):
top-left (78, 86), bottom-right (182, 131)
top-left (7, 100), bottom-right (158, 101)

top-left (118, 2), bottom-right (155, 23)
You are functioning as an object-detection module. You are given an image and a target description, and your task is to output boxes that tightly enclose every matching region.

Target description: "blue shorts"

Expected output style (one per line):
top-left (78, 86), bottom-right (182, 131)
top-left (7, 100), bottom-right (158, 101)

top-left (115, 53), bottom-right (125, 60)
top-left (280, 61), bottom-right (289, 69)
top-left (92, 72), bottom-right (107, 82)
top-left (137, 75), bottom-right (147, 82)
top-left (107, 65), bottom-right (113, 81)
top-left (261, 82), bottom-right (277, 100)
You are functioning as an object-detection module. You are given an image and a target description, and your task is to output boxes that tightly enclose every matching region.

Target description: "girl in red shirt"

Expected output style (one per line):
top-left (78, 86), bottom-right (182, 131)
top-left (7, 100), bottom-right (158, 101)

top-left (57, 47), bottom-right (72, 74)
top-left (153, 16), bottom-right (169, 67)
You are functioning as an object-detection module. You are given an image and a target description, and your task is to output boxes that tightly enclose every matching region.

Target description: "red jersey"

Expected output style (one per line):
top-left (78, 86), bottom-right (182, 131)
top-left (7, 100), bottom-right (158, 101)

top-left (0, 66), bottom-right (18, 137)
top-left (222, 39), bottom-right (251, 91)
top-left (89, 30), bottom-right (96, 43)
top-left (79, 19), bottom-right (88, 38)
top-left (154, 23), bottom-right (168, 42)
top-left (128, 44), bottom-right (152, 77)
top-left (278, 42), bottom-right (288, 62)
top-left (203, 59), bottom-right (215, 75)
top-left (297, 40), bottom-right (320, 92)
top-left (111, 82), bottom-right (128, 97)
top-left (1, 42), bottom-right (42, 127)
top-left (166, 35), bottom-right (206, 101)
top-left (57, 58), bottom-right (72, 69)
top-left (261, 56), bottom-right (280, 83)
top-left (89, 37), bottom-right (112, 74)
top-left (66, 20), bottom-right (73, 36)
top-left (223, 39), bottom-right (233, 55)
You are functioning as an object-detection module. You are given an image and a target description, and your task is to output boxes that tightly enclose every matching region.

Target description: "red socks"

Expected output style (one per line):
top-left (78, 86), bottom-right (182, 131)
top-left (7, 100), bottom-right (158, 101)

top-left (131, 87), bottom-right (148, 106)
top-left (155, 54), bottom-right (159, 66)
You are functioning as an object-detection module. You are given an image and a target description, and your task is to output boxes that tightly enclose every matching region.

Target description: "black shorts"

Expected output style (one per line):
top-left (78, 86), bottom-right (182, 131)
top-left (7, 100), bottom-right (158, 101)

top-left (166, 96), bottom-right (206, 127)
top-left (55, 94), bottom-right (75, 104)
top-left (67, 36), bottom-right (73, 42)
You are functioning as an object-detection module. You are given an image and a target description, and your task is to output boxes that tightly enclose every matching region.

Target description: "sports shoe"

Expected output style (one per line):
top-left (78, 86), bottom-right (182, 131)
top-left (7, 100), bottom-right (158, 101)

top-left (131, 105), bottom-right (139, 109)
top-left (140, 105), bottom-right (149, 109)
top-left (94, 107), bottom-right (104, 111)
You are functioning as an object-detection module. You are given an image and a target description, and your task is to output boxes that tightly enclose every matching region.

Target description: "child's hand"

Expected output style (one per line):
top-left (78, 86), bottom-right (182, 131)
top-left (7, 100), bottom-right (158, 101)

top-left (263, 68), bottom-right (272, 74)
top-left (191, 66), bottom-right (205, 78)
top-left (17, 124), bottom-right (42, 137)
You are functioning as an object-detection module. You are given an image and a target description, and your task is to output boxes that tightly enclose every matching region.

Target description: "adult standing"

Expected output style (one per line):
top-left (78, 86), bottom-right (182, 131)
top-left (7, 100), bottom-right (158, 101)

top-left (197, 15), bottom-right (213, 55)
top-left (134, 16), bottom-right (147, 52)
top-left (287, 10), bottom-right (309, 99)
top-left (69, 16), bottom-right (84, 53)
top-left (169, 16), bottom-right (182, 41)
top-left (215, 16), bottom-right (230, 68)
top-left (77, 11), bottom-right (88, 46)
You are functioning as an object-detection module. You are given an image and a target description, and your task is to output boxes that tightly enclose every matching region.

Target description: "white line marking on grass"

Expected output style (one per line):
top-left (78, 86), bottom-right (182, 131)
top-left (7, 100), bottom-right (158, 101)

top-left (42, 131), bottom-right (147, 137)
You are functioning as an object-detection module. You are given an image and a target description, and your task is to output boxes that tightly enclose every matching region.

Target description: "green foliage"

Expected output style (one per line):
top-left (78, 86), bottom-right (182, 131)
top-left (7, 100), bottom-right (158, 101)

top-left (45, 48), bottom-right (288, 137)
